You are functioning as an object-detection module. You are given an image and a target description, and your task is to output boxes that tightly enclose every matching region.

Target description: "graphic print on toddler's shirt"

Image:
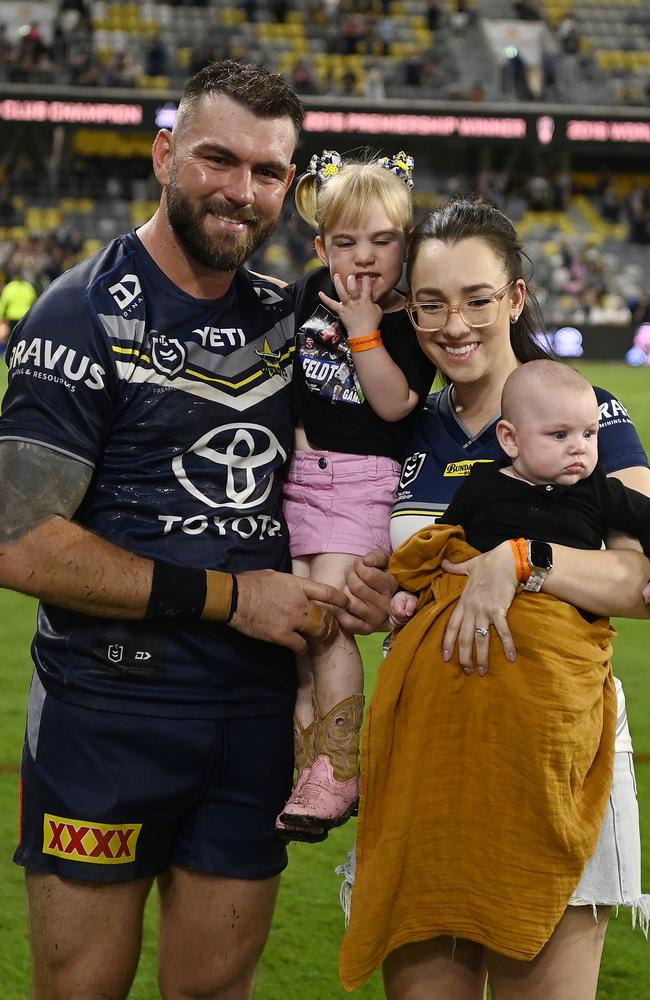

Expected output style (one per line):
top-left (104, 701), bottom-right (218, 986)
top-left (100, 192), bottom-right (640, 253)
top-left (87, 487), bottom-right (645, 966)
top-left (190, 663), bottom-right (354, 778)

top-left (296, 304), bottom-right (364, 405)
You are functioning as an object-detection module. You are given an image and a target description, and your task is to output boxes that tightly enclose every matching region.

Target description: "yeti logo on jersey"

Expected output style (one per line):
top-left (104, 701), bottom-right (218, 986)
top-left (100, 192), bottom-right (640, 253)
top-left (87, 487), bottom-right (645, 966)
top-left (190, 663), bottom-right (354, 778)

top-left (151, 332), bottom-right (187, 378)
top-left (108, 274), bottom-right (142, 311)
top-left (173, 423), bottom-right (287, 510)
top-left (400, 452), bottom-right (426, 489)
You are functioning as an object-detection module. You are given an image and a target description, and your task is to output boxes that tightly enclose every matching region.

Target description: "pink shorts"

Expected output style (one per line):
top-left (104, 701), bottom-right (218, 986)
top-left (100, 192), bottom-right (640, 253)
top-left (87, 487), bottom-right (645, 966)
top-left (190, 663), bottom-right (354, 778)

top-left (283, 450), bottom-right (401, 558)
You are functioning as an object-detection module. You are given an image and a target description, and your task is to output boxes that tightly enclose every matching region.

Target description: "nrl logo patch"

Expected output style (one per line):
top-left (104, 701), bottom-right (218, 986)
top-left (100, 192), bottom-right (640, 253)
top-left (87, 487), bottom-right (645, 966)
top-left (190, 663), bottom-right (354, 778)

top-left (151, 332), bottom-right (187, 378)
top-left (399, 452), bottom-right (426, 489)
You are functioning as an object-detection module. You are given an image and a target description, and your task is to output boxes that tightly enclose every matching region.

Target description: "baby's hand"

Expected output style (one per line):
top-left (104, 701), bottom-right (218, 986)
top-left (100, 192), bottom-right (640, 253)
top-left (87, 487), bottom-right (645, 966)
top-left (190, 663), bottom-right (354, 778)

top-left (318, 273), bottom-right (383, 341)
top-left (642, 580), bottom-right (650, 605)
top-left (389, 589), bottom-right (418, 629)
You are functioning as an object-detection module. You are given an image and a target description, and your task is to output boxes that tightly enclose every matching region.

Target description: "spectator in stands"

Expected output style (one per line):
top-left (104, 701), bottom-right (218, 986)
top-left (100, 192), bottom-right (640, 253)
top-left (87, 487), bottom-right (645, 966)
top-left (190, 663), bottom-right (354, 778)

top-left (526, 169), bottom-right (552, 210)
top-left (626, 323), bottom-right (650, 365)
top-left (105, 50), bottom-right (142, 88)
top-left (426, 0), bottom-right (443, 33)
top-left (632, 293), bottom-right (650, 327)
top-left (405, 53), bottom-right (424, 87)
top-left (68, 49), bottom-right (101, 86)
top-left (0, 188), bottom-right (17, 227)
top-left (341, 12), bottom-right (366, 55)
top-left (557, 15), bottom-right (581, 92)
top-left (55, 0), bottom-right (92, 67)
top-left (365, 63), bottom-right (386, 100)
top-left (290, 59), bottom-right (319, 95)
top-left (271, 0), bottom-right (289, 23)
top-left (0, 268), bottom-right (37, 346)
top-left (146, 33), bottom-right (169, 79)
top-left (513, 0), bottom-right (542, 20)
top-left (598, 177), bottom-right (622, 224)
top-left (377, 14), bottom-right (396, 56)
top-left (628, 186), bottom-right (650, 244)
top-left (452, 0), bottom-right (475, 33)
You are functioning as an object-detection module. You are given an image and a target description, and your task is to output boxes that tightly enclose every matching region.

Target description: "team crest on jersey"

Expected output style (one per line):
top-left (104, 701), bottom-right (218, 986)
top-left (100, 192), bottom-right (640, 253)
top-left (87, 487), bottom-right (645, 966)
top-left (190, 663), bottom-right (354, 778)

top-left (443, 459), bottom-right (493, 477)
top-left (255, 337), bottom-right (287, 380)
top-left (400, 451), bottom-right (426, 488)
top-left (150, 332), bottom-right (187, 378)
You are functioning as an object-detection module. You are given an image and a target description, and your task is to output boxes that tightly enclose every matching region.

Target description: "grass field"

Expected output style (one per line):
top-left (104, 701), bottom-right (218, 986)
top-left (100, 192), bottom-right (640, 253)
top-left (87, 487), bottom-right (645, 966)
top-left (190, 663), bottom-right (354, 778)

top-left (0, 361), bottom-right (648, 998)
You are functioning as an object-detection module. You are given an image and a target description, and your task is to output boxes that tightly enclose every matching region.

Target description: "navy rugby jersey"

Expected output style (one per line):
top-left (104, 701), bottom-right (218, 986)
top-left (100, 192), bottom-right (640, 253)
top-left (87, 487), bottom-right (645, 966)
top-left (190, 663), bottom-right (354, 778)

top-left (391, 383), bottom-right (649, 547)
top-left (0, 231), bottom-right (297, 718)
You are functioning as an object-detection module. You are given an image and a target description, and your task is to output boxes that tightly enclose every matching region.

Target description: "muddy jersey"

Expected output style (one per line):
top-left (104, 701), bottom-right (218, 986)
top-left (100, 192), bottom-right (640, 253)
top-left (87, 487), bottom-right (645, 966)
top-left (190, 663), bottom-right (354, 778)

top-left (0, 232), bottom-right (297, 718)
top-left (391, 383), bottom-right (649, 548)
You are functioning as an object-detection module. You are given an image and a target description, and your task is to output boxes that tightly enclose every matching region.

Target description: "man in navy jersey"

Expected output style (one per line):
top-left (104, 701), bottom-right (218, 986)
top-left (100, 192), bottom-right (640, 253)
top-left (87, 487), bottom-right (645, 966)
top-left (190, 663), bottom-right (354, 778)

top-left (0, 61), bottom-right (351, 999)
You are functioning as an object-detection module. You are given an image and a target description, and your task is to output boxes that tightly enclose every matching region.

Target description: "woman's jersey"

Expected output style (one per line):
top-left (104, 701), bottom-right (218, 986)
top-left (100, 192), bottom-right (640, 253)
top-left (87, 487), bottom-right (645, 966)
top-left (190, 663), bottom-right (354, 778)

top-left (288, 267), bottom-right (436, 460)
top-left (391, 383), bottom-right (649, 550)
top-left (0, 231), bottom-right (297, 718)
top-left (391, 381), bottom-right (648, 755)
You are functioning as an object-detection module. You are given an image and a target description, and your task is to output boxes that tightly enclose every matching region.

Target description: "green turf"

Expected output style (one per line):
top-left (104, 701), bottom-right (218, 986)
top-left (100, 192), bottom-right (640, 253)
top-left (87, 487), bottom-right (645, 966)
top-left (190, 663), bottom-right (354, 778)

top-left (0, 363), bottom-right (648, 997)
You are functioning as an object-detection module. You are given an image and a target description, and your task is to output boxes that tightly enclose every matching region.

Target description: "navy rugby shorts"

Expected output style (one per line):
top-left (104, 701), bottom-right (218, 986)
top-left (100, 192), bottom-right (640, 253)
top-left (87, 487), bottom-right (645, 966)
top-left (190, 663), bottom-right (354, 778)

top-left (15, 675), bottom-right (294, 883)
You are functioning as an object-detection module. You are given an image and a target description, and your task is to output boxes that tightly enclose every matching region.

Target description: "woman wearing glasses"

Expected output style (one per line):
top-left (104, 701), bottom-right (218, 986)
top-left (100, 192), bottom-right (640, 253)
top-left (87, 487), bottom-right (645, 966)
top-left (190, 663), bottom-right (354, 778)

top-left (339, 198), bottom-right (650, 999)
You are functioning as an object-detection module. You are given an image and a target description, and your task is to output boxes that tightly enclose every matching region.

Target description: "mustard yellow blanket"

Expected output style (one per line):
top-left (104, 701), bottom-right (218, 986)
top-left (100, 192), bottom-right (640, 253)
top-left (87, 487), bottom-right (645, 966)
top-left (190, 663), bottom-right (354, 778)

top-left (340, 525), bottom-right (616, 991)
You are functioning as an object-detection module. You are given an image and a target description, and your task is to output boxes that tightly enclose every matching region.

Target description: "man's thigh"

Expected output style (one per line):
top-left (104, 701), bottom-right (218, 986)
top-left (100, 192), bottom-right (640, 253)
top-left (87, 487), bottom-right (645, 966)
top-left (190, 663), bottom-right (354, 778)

top-left (17, 679), bottom-right (294, 882)
top-left (158, 868), bottom-right (280, 999)
top-left (27, 871), bottom-right (153, 1000)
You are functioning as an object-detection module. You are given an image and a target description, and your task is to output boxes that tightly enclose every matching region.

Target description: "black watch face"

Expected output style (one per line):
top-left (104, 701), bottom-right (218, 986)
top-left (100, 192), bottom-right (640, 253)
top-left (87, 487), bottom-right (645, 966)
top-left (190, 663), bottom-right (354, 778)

top-left (530, 541), bottom-right (553, 571)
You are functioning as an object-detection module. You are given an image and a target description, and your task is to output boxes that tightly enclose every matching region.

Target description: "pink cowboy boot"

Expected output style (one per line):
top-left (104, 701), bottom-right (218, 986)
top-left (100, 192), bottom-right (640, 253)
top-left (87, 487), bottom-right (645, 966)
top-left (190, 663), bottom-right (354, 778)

top-left (280, 694), bottom-right (363, 830)
top-left (276, 713), bottom-right (328, 843)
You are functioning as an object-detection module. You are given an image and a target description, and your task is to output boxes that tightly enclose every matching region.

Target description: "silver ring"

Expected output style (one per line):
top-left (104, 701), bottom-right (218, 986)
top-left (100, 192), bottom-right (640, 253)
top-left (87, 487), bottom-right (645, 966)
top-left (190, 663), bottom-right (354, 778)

top-left (474, 626), bottom-right (490, 637)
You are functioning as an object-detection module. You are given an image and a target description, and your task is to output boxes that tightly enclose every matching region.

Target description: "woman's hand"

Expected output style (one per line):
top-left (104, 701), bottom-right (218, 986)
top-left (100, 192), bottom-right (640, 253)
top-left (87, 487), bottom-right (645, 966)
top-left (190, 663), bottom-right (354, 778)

top-left (442, 541), bottom-right (518, 674)
top-left (336, 548), bottom-right (397, 635)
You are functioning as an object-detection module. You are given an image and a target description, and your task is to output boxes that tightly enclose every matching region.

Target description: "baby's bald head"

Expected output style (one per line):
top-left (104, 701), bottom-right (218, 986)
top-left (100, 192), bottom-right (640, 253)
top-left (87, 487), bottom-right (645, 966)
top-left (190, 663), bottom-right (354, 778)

top-left (501, 361), bottom-right (597, 426)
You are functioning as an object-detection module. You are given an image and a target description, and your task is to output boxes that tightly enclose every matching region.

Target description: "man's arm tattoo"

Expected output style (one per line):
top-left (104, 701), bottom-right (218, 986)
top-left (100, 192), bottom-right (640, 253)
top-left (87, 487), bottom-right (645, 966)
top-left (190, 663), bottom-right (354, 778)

top-left (0, 441), bottom-right (93, 544)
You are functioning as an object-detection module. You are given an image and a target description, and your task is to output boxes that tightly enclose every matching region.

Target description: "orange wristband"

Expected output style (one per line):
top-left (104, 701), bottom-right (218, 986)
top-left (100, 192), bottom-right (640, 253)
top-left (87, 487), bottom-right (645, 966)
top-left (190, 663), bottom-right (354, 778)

top-left (509, 537), bottom-right (531, 583)
top-left (348, 330), bottom-right (383, 353)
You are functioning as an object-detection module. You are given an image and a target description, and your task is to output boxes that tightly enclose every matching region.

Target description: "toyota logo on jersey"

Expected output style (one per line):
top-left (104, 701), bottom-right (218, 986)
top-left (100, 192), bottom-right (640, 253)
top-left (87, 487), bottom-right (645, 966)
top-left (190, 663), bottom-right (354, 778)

top-left (172, 423), bottom-right (287, 510)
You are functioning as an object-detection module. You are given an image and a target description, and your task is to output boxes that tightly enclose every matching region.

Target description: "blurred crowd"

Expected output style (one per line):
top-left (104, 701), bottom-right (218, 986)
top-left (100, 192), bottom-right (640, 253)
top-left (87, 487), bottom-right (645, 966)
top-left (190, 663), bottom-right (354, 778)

top-left (1, 166), bottom-right (649, 336)
top-left (1, 1), bottom-right (649, 338)
top-left (0, 0), bottom-right (649, 105)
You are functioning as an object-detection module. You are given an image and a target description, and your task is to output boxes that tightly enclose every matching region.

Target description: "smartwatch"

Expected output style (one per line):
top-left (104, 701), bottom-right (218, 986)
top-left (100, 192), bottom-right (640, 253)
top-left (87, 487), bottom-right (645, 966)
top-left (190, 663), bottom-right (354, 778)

top-left (520, 540), bottom-right (553, 592)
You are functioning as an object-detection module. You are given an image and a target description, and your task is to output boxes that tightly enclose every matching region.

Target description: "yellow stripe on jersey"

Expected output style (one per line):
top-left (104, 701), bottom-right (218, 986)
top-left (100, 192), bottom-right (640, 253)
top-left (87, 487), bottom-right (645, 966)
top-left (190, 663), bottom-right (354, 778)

top-left (391, 509), bottom-right (445, 519)
top-left (111, 345), bottom-right (293, 391)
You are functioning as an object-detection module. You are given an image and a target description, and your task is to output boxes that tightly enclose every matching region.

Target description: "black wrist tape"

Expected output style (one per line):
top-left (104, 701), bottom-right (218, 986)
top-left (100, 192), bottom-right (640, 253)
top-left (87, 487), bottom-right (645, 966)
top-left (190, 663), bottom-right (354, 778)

top-left (146, 561), bottom-right (207, 619)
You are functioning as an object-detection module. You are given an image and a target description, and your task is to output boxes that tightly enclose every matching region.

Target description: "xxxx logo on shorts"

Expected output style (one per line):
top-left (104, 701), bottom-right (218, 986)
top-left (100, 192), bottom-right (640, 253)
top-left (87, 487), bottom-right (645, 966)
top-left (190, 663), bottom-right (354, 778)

top-left (43, 814), bottom-right (142, 865)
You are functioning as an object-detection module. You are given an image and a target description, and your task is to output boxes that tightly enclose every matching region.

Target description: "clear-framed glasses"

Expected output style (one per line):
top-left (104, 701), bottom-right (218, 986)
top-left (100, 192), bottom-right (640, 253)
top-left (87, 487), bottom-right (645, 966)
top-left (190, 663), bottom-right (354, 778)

top-left (407, 279), bottom-right (515, 332)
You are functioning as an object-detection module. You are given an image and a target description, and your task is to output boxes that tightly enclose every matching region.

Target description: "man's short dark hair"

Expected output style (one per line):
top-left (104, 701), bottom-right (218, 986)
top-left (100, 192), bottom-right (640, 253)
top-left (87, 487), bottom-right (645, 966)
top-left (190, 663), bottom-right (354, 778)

top-left (174, 59), bottom-right (305, 141)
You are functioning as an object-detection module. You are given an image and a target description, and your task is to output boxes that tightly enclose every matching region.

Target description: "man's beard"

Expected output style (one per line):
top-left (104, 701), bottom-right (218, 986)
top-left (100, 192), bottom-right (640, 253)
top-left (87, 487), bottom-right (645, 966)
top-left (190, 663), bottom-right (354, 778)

top-left (166, 174), bottom-right (280, 272)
